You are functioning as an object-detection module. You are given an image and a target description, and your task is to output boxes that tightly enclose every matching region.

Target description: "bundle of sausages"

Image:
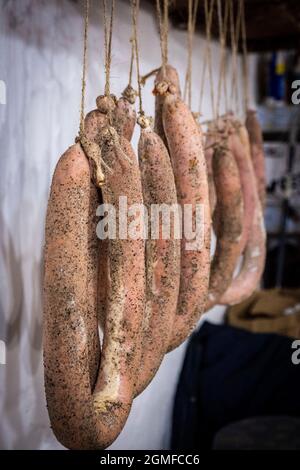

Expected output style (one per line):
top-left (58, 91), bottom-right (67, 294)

top-left (204, 111), bottom-right (266, 308)
top-left (43, 65), bottom-right (266, 449)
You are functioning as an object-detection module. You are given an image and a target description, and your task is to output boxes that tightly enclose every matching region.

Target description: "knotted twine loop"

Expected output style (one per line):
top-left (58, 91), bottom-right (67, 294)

top-left (99, 125), bottom-right (133, 163)
top-left (75, 0), bottom-right (106, 187)
top-left (97, 0), bottom-right (133, 177)
top-left (96, 93), bottom-right (117, 114)
top-left (79, 134), bottom-right (110, 187)
top-left (153, 0), bottom-right (176, 98)
top-left (153, 79), bottom-right (177, 98)
top-left (122, 36), bottom-right (137, 105)
top-left (204, 117), bottom-right (231, 154)
top-left (122, 84), bottom-right (137, 105)
top-left (94, 0), bottom-right (118, 114)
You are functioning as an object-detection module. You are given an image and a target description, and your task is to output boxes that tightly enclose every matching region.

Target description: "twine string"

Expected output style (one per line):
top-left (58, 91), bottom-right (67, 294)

top-left (199, 0), bottom-right (215, 117)
top-left (103, 0), bottom-right (115, 97)
top-left (240, 0), bottom-right (249, 112)
top-left (156, 0), bottom-right (169, 78)
top-left (184, 0), bottom-right (199, 108)
top-left (79, 0), bottom-right (90, 136)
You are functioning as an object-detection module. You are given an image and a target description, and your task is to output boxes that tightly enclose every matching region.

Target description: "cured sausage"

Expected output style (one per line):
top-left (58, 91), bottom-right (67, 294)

top-left (206, 128), bottom-right (244, 310)
top-left (219, 119), bottom-right (266, 305)
top-left (246, 109), bottom-right (266, 208)
top-left (113, 85), bottom-right (137, 141)
top-left (84, 109), bottom-right (108, 142)
top-left (219, 184), bottom-right (266, 305)
top-left (83, 97), bottom-right (114, 330)
top-left (92, 128), bottom-right (145, 446)
top-left (44, 125), bottom-right (145, 448)
top-left (226, 116), bottom-right (256, 252)
top-left (154, 64), bottom-right (181, 149)
top-left (135, 121), bottom-right (180, 395)
top-left (84, 91), bottom-right (137, 332)
top-left (44, 143), bottom-right (102, 449)
top-left (162, 93), bottom-right (211, 350)
top-left (204, 120), bottom-right (218, 218)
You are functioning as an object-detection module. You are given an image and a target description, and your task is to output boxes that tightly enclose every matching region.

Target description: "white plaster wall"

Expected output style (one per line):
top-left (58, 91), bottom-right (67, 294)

top-left (0, 0), bottom-right (250, 450)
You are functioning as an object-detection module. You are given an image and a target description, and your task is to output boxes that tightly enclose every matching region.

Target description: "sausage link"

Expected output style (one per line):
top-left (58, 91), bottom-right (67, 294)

top-left (226, 116), bottom-right (256, 252)
top-left (92, 130), bottom-right (145, 446)
top-left (85, 92), bottom-right (137, 332)
top-left (113, 85), bottom-right (137, 141)
top-left (204, 118), bottom-right (229, 221)
top-left (84, 104), bottom-right (110, 331)
top-left (162, 94), bottom-right (211, 351)
top-left (206, 136), bottom-right (244, 309)
top-left (135, 124), bottom-right (180, 395)
top-left (44, 127), bottom-right (145, 449)
top-left (154, 64), bottom-right (181, 149)
top-left (246, 109), bottom-right (266, 208)
top-left (84, 109), bottom-right (108, 142)
top-left (219, 184), bottom-right (266, 305)
top-left (44, 143), bottom-right (102, 449)
top-left (96, 189), bottom-right (109, 330)
top-left (219, 119), bottom-right (266, 305)
top-left (204, 126), bottom-right (217, 218)
top-left (87, 172), bottom-right (102, 387)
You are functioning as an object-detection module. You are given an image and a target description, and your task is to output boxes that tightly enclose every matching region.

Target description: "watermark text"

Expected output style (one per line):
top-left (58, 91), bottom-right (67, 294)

top-left (291, 339), bottom-right (300, 365)
top-left (96, 197), bottom-right (205, 251)
top-left (0, 80), bottom-right (6, 105)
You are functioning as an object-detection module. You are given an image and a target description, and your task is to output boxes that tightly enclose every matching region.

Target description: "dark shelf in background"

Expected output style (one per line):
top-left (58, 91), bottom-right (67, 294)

top-left (162, 0), bottom-right (300, 52)
top-left (267, 232), bottom-right (300, 238)
top-left (263, 131), bottom-right (300, 143)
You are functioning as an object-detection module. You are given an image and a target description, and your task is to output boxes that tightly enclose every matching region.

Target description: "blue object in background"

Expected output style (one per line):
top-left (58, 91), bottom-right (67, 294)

top-left (269, 52), bottom-right (286, 101)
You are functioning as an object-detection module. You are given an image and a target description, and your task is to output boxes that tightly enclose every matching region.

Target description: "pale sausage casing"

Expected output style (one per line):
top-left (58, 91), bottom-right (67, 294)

top-left (246, 109), bottom-right (266, 208)
top-left (219, 186), bottom-right (266, 306)
top-left (113, 86), bottom-right (137, 142)
top-left (44, 143), bottom-right (102, 449)
top-left (92, 132), bottom-right (145, 445)
top-left (154, 64), bottom-right (181, 149)
top-left (206, 135), bottom-right (244, 310)
top-left (136, 125), bottom-right (180, 394)
top-left (163, 94), bottom-right (211, 350)
top-left (227, 117), bottom-right (256, 252)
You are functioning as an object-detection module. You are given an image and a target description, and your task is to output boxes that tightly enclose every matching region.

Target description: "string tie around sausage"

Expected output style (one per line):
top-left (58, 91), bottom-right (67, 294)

top-left (77, 133), bottom-right (113, 188)
top-left (137, 112), bottom-right (152, 130)
top-left (204, 120), bottom-right (230, 153)
top-left (99, 125), bottom-right (133, 165)
top-left (192, 111), bottom-right (201, 121)
top-left (153, 80), bottom-right (177, 97)
top-left (96, 94), bottom-right (118, 115)
top-left (122, 84), bottom-right (137, 105)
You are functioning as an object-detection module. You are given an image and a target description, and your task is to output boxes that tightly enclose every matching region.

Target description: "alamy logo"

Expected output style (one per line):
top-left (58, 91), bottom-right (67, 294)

top-left (0, 340), bottom-right (6, 365)
top-left (291, 339), bottom-right (300, 365)
top-left (291, 80), bottom-right (300, 105)
top-left (95, 196), bottom-right (205, 251)
top-left (0, 80), bottom-right (6, 105)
